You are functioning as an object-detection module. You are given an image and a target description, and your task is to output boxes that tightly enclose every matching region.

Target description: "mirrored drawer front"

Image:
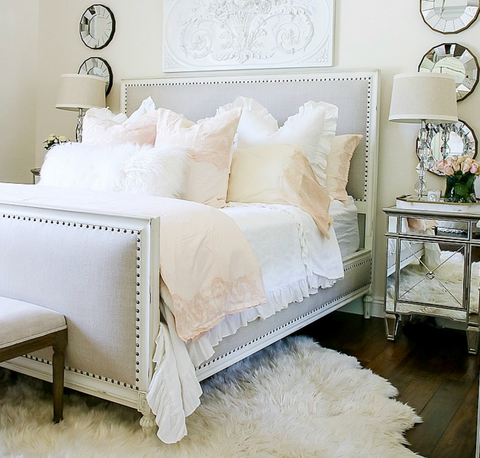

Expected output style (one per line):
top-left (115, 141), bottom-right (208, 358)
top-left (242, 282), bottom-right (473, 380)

top-left (386, 240), bottom-right (479, 321)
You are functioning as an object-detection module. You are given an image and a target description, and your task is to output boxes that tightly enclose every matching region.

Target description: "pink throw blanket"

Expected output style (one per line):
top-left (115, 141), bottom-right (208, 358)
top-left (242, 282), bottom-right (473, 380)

top-left (158, 198), bottom-right (267, 341)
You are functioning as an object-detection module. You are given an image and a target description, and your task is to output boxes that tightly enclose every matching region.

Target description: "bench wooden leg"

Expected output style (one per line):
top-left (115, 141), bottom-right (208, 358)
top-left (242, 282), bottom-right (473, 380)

top-left (52, 329), bottom-right (68, 423)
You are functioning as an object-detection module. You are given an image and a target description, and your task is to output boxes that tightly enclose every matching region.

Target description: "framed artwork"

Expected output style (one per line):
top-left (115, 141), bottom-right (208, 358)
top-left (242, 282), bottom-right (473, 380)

top-left (163, 0), bottom-right (334, 72)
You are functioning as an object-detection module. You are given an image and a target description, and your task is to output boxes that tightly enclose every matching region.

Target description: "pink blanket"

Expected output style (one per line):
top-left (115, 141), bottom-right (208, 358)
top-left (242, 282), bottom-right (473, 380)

top-left (157, 198), bottom-right (267, 342)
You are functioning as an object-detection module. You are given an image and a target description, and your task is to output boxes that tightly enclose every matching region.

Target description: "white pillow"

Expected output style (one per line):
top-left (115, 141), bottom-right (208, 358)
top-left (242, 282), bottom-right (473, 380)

top-left (82, 97), bottom-right (158, 146)
top-left (217, 97), bottom-right (338, 186)
top-left (39, 142), bottom-right (188, 198)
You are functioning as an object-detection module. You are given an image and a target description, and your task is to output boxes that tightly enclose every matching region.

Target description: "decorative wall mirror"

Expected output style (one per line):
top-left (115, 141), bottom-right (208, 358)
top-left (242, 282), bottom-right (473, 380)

top-left (78, 57), bottom-right (113, 96)
top-left (79, 4), bottom-right (116, 49)
top-left (418, 43), bottom-right (479, 101)
top-left (420, 0), bottom-right (479, 34)
top-left (416, 120), bottom-right (478, 175)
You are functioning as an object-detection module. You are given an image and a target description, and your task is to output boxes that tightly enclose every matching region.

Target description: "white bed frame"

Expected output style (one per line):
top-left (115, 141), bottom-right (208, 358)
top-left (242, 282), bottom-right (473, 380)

top-left (0, 70), bottom-right (379, 428)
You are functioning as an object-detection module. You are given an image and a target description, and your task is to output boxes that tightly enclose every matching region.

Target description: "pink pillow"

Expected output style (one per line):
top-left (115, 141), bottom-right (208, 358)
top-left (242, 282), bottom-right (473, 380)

top-left (325, 135), bottom-right (363, 203)
top-left (82, 98), bottom-right (158, 146)
top-left (155, 107), bottom-right (242, 207)
top-left (227, 144), bottom-right (333, 238)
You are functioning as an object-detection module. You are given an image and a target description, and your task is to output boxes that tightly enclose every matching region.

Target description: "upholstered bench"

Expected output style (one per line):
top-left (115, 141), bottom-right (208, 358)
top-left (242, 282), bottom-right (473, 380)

top-left (0, 297), bottom-right (68, 422)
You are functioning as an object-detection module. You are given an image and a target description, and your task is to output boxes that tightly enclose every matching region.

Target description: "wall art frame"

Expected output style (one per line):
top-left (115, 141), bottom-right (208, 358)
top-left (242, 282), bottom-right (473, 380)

top-left (162, 0), bottom-right (335, 73)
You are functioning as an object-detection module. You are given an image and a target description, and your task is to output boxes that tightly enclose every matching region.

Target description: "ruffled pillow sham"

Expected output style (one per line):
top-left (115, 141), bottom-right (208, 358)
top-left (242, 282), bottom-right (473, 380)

top-left (39, 142), bottom-right (188, 198)
top-left (325, 134), bottom-right (363, 204)
top-left (227, 144), bottom-right (332, 238)
top-left (155, 107), bottom-right (242, 208)
top-left (217, 97), bottom-right (338, 186)
top-left (82, 97), bottom-right (158, 146)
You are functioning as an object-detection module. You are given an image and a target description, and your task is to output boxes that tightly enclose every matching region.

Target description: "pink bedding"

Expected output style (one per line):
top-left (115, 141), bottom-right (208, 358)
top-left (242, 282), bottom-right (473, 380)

top-left (157, 197), bottom-right (267, 341)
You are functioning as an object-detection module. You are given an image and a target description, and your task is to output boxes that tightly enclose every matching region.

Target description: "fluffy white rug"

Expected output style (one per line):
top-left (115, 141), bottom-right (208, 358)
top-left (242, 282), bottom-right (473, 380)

top-left (0, 337), bottom-right (422, 458)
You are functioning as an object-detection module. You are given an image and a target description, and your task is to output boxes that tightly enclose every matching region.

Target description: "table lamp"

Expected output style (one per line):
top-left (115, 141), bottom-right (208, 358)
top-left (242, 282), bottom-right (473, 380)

top-left (55, 74), bottom-right (106, 143)
top-left (389, 72), bottom-right (458, 199)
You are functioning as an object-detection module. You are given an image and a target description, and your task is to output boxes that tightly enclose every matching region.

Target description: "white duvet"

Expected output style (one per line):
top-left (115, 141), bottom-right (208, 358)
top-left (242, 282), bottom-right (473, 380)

top-left (150, 202), bottom-right (345, 443)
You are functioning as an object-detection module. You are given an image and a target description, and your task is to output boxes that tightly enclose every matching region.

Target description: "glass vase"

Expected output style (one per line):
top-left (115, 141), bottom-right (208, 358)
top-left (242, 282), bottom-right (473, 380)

top-left (444, 172), bottom-right (477, 203)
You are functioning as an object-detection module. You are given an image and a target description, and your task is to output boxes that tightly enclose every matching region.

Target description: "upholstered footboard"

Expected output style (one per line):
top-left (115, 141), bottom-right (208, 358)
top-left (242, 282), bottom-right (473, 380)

top-left (0, 184), bottom-right (161, 422)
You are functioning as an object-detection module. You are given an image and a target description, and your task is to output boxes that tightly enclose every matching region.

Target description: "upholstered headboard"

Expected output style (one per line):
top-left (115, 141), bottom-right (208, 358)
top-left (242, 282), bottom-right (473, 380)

top-left (121, 71), bottom-right (379, 249)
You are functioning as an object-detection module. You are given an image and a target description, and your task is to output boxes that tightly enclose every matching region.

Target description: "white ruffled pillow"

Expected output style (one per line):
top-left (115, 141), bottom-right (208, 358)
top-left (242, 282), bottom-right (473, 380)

top-left (217, 97), bottom-right (338, 186)
top-left (155, 107), bottom-right (242, 208)
top-left (82, 97), bottom-right (158, 146)
top-left (39, 142), bottom-right (188, 198)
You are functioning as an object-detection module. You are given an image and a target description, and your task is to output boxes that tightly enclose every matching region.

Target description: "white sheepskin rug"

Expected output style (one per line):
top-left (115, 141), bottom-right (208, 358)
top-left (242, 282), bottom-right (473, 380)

top-left (0, 337), bottom-right (422, 458)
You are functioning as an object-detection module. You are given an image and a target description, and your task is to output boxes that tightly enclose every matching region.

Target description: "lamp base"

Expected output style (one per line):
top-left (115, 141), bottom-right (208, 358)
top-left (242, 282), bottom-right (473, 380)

top-left (414, 176), bottom-right (427, 200)
top-left (415, 119), bottom-right (432, 200)
top-left (76, 108), bottom-right (85, 143)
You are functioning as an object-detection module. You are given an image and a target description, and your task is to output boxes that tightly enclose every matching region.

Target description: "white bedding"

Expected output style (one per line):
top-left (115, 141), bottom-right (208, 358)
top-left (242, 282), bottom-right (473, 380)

top-left (330, 196), bottom-right (360, 258)
top-left (187, 201), bottom-right (350, 365)
top-left (150, 201), bottom-right (345, 443)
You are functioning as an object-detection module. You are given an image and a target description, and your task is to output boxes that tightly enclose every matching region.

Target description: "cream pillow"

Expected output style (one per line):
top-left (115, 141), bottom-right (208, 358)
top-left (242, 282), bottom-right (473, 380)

top-left (83, 97), bottom-right (158, 146)
top-left (227, 144), bottom-right (332, 238)
top-left (217, 97), bottom-right (338, 186)
top-left (325, 134), bottom-right (363, 204)
top-left (155, 107), bottom-right (242, 208)
top-left (39, 142), bottom-right (188, 198)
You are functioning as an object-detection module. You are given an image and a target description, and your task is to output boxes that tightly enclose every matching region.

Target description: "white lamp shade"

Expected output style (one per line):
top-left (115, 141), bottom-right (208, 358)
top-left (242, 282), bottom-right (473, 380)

top-left (389, 73), bottom-right (458, 124)
top-left (55, 74), bottom-right (106, 111)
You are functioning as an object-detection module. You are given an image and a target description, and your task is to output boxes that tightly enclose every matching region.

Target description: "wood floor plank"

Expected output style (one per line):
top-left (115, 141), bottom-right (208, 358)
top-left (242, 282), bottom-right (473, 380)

top-left (406, 379), bottom-right (473, 456)
top-left (437, 389), bottom-right (477, 458)
top-left (430, 379), bottom-right (478, 458)
top-left (398, 374), bottom-right (442, 416)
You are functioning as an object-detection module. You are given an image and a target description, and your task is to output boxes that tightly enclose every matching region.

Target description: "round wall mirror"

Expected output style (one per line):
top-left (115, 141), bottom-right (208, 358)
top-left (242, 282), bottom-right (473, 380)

top-left (418, 43), bottom-right (479, 101)
top-left (416, 120), bottom-right (478, 175)
top-left (78, 57), bottom-right (113, 96)
top-left (79, 4), bottom-right (116, 50)
top-left (420, 0), bottom-right (479, 34)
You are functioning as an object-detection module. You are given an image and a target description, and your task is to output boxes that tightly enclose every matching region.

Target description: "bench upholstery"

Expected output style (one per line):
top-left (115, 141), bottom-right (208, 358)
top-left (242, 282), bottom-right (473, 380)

top-left (0, 297), bottom-right (68, 422)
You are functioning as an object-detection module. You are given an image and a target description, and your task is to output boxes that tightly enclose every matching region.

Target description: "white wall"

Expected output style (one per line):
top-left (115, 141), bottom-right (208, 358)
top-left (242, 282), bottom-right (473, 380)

top-left (0, 0), bottom-right (39, 184)
top-left (2, 0), bottom-right (480, 306)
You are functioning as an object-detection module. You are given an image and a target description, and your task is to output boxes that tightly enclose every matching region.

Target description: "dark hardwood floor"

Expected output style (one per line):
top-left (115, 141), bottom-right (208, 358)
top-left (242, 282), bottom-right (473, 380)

top-left (298, 311), bottom-right (479, 458)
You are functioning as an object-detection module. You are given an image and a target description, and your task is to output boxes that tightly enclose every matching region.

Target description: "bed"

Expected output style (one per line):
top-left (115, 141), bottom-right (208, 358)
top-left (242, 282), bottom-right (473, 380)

top-left (0, 70), bottom-right (379, 443)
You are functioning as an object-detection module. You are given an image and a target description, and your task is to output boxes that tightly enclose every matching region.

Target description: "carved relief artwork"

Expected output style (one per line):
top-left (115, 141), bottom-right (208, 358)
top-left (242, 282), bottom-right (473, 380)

top-left (163, 0), bottom-right (334, 72)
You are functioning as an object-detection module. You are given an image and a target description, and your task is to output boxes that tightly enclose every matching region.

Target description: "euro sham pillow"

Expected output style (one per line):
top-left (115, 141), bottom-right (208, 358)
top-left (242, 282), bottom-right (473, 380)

top-left (227, 144), bottom-right (332, 238)
top-left (39, 142), bottom-right (188, 198)
top-left (154, 107), bottom-right (242, 208)
top-left (82, 97), bottom-right (158, 146)
top-left (325, 134), bottom-right (363, 204)
top-left (217, 97), bottom-right (338, 186)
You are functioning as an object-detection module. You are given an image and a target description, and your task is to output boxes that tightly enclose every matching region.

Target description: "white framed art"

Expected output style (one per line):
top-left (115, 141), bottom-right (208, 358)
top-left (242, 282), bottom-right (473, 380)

top-left (163, 0), bottom-right (335, 72)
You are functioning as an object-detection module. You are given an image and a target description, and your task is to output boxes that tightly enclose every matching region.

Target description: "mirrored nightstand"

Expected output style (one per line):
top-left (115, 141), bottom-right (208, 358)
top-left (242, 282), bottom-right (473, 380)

top-left (384, 196), bottom-right (480, 355)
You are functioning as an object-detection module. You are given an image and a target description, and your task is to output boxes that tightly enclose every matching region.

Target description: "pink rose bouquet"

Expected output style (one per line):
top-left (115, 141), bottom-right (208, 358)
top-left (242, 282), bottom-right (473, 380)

top-left (434, 155), bottom-right (479, 203)
top-left (434, 155), bottom-right (480, 176)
